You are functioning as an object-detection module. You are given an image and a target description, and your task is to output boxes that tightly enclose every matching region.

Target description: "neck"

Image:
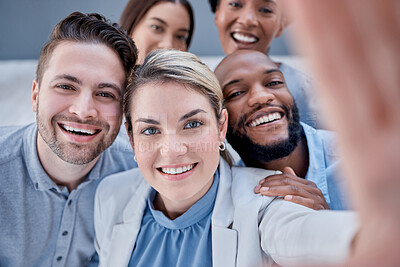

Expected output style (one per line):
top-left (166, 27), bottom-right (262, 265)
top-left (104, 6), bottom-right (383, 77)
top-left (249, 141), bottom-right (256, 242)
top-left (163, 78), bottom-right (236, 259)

top-left (255, 137), bottom-right (309, 178)
top-left (36, 134), bottom-right (99, 192)
top-left (153, 194), bottom-right (191, 220)
top-left (153, 175), bottom-right (214, 220)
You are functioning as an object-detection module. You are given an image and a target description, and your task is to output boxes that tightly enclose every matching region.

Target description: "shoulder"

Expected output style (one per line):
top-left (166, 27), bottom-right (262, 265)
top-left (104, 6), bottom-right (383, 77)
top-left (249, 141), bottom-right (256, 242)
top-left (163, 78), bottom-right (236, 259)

top-left (303, 123), bottom-right (340, 163)
top-left (303, 122), bottom-right (336, 143)
top-left (104, 135), bottom-right (134, 158)
top-left (96, 168), bottom-right (145, 200)
top-left (231, 166), bottom-right (277, 183)
top-left (315, 128), bottom-right (338, 159)
top-left (0, 124), bottom-right (33, 164)
top-left (279, 62), bottom-right (313, 85)
top-left (0, 124), bottom-right (30, 144)
top-left (95, 168), bottom-right (149, 225)
top-left (230, 166), bottom-right (278, 204)
top-left (99, 135), bottom-right (137, 171)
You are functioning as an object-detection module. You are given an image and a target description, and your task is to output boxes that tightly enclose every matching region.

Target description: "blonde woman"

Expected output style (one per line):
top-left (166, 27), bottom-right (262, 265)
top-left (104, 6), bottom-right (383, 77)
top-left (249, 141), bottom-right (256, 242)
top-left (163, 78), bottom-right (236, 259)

top-left (94, 50), bottom-right (358, 267)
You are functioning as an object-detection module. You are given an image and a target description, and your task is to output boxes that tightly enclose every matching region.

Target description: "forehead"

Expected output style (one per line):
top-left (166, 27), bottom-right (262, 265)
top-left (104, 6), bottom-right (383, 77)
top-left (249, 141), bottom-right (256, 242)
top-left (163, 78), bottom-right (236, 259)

top-left (131, 81), bottom-right (213, 116)
top-left (42, 41), bottom-right (126, 87)
top-left (216, 52), bottom-right (277, 82)
top-left (219, 0), bottom-right (279, 6)
top-left (47, 41), bottom-right (122, 71)
top-left (143, 2), bottom-right (190, 25)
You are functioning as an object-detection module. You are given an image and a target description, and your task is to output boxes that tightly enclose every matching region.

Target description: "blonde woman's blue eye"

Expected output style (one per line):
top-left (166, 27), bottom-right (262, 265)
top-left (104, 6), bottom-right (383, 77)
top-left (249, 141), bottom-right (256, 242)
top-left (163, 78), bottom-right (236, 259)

top-left (184, 121), bottom-right (203, 129)
top-left (142, 128), bottom-right (159, 135)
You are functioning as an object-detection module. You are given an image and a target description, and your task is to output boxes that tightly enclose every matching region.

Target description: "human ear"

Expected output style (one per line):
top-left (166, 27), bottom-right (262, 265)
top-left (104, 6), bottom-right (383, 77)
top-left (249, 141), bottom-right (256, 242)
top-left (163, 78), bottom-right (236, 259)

top-left (32, 80), bottom-right (39, 112)
top-left (218, 109), bottom-right (228, 141)
top-left (214, 4), bottom-right (220, 25)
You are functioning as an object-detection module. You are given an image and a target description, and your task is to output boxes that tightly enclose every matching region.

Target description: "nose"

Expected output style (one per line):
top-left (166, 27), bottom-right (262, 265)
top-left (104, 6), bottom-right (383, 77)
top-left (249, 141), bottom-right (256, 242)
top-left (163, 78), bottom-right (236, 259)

top-left (247, 84), bottom-right (275, 107)
top-left (237, 6), bottom-right (258, 27)
top-left (159, 133), bottom-right (188, 159)
top-left (158, 34), bottom-right (175, 50)
top-left (69, 90), bottom-right (98, 119)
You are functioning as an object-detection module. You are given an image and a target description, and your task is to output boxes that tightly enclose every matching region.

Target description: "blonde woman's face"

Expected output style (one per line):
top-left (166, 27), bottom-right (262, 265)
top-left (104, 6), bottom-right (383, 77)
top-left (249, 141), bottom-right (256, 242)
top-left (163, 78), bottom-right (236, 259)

top-left (131, 2), bottom-right (190, 63)
top-left (127, 81), bottom-right (227, 211)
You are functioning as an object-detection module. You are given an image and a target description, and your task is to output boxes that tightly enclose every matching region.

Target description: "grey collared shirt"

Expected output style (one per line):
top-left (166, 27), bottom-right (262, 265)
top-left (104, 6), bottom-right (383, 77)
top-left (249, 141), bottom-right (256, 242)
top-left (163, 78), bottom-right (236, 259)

top-left (0, 123), bottom-right (137, 266)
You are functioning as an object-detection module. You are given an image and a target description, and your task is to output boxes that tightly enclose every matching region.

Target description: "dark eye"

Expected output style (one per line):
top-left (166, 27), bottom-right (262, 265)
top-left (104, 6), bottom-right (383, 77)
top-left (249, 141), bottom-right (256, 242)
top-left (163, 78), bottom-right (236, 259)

top-left (177, 34), bottom-right (188, 41)
top-left (151, 25), bottom-right (163, 32)
top-left (266, 81), bottom-right (284, 87)
top-left (98, 92), bottom-right (116, 99)
top-left (142, 127), bottom-right (160, 135)
top-left (229, 1), bottom-right (241, 8)
top-left (184, 120), bottom-right (203, 129)
top-left (57, 84), bottom-right (73, 90)
top-left (225, 91), bottom-right (244, 101)
top-left (259, 7), bottom-right (273, 14)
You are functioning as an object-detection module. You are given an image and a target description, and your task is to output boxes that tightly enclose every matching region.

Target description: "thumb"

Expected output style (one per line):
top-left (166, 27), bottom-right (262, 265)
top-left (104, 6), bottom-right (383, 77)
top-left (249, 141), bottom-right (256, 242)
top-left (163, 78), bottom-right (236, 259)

top-left (283, 166), bottom-right (296, 176)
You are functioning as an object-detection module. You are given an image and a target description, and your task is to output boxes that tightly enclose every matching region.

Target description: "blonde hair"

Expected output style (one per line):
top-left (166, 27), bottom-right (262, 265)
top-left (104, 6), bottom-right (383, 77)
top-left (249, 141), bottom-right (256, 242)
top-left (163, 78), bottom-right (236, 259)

top-left (124, 49), bottom-right (232, 165)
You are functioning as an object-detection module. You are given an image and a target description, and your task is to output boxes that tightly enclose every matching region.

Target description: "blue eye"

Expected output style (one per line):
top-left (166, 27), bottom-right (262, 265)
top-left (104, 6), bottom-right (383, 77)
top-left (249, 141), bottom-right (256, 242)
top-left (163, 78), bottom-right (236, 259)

top-left (184, 120), bottom-right (203, 129)
top-left (142, 128), bottom-right (160, 135)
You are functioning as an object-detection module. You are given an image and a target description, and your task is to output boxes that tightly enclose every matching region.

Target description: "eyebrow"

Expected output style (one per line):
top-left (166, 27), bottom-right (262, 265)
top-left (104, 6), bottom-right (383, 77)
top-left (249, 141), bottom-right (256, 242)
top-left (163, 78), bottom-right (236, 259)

top-left (222, 79), bottom-right (242, 90)
top-left (150, 17), bottom-right (190, 32)
top-left (51, 74), bottom-right (81, 85)
top-left (179, 109), bottom-right (206, 121)
top-left (98, 83), bottom-right (123, 95)
top-left (135, 118), bottom-right (160, 125)
top-left (222, 69), bottom-right (283, 89)
top-left (134, 109), bottom-right (206, 125)
top-left (264, 69), bottom-right (282, 75)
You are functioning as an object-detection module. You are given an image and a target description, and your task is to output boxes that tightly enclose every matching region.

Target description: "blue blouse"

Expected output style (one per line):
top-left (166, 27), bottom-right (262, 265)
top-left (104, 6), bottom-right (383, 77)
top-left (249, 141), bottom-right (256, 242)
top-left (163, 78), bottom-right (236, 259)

top-left (128, 171), bottom-right (220, 267)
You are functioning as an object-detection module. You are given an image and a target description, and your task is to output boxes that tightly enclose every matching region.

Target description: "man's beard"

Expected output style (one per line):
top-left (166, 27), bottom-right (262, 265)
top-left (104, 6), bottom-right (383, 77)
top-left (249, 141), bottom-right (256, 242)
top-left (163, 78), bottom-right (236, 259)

top-left (36, 100), bottom-right (115, 165)
top-left (226, 103), bottom-right (302, 167)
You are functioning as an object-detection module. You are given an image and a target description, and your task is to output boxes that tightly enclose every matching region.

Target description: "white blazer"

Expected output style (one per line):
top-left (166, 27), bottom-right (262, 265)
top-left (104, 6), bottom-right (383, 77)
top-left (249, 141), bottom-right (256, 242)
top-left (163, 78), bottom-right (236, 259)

top-left (94, 159), bottom-right (358, 267)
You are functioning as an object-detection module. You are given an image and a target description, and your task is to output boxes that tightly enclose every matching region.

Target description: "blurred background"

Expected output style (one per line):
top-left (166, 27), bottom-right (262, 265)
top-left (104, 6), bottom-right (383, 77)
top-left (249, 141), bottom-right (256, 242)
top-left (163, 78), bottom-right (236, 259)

top-left (0, 0), bottom-right (295, 126)
top-left (0, 0), bottom-right (292, 59)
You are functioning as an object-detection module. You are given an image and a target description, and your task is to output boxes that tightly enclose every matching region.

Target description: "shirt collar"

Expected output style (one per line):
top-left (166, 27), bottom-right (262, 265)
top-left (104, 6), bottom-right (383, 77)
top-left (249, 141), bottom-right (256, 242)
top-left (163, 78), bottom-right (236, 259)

top-left (301, 122), bottom-right (330, 203)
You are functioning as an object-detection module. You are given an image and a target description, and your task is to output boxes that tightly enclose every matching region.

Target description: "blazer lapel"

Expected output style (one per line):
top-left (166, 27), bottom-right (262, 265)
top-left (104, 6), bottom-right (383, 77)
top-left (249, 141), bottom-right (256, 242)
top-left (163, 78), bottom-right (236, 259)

top-left (106, 223), bottom-right (139, 267)
top-left (212, 159), bottom-right (238, 267)
top-left (106, 179), bottom-right (151, 267)
top-left (212, 225), bottom-right (238, 267)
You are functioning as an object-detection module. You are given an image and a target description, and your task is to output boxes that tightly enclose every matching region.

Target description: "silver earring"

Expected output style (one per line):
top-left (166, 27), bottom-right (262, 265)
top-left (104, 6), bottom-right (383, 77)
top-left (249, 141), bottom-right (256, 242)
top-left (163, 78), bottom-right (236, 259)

top-left (218, 141), bottom-right (226, 151)
top-left (133, 155), bottom-right (137, 162)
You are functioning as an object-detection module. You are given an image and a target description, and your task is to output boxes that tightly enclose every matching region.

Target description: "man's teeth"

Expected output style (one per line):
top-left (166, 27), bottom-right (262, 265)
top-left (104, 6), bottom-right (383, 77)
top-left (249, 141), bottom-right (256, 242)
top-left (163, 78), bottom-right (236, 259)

top-left (249, 113), bottom-right (282, 127)
top-left (232, 33), bottom-right (257, 43)
top-left (161, 164), bottom-right (195, 175)
top-left (62, 125), bottom-right (97, 135)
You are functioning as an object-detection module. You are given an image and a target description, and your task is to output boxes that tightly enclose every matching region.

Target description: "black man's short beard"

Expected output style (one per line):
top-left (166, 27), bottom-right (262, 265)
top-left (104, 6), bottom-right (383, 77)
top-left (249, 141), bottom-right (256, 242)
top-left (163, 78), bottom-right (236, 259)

top-left (226, 102), bottom-right (302, 167)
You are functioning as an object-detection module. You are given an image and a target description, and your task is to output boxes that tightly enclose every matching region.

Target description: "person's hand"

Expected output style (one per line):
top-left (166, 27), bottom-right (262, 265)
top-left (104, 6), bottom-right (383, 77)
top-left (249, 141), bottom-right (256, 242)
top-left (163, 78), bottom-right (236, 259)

top-left (285, 0), bottom-right (400, 265)
top-left (254, 167), bottom-right (329, 210)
